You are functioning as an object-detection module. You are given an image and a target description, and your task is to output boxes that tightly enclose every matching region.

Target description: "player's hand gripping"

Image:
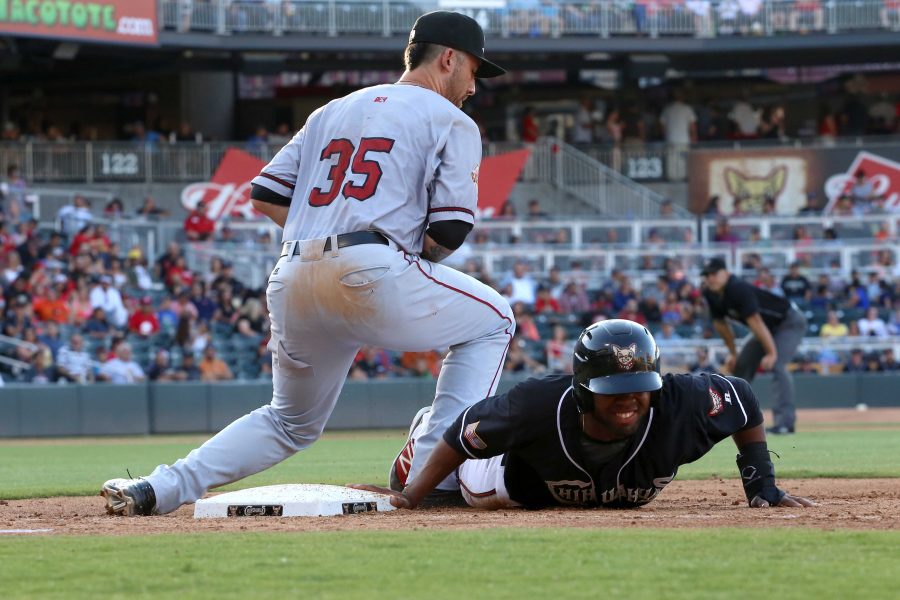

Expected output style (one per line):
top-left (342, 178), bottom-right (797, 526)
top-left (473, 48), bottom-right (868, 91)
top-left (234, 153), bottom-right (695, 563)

top-left (346, 484), bottom-right (417, 509)
top-left (750, 493), bottom-right (816, 508)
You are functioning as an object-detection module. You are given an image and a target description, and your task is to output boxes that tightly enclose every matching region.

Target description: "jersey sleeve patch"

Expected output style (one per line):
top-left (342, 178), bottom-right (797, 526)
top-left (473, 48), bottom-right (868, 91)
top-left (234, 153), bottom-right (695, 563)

top-left (464, 421), bottom-right (488, 450)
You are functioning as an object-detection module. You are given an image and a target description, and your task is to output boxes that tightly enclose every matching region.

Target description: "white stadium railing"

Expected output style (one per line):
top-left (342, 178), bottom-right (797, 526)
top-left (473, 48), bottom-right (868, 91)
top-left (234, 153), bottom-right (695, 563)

top-left (158, 0), bottom-right (900, 39)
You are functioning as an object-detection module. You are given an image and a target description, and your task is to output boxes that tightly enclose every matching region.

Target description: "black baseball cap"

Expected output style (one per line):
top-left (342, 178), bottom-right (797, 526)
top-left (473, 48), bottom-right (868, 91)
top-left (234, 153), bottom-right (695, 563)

top-left (700, 257), bottom-right (728, 276)
top-left (408, 11), bottom-right (506, 78)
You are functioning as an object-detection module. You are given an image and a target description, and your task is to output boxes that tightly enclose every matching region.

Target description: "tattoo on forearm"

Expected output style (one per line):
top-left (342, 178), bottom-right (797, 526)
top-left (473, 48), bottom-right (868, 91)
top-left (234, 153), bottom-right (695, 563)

top-left (421, 244), bottom-right (452, 263)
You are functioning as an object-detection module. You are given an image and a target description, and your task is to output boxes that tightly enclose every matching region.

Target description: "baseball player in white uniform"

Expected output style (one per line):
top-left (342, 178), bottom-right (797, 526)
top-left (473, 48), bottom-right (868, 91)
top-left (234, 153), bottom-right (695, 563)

top-left (101, 11), bottom-right (514, 516)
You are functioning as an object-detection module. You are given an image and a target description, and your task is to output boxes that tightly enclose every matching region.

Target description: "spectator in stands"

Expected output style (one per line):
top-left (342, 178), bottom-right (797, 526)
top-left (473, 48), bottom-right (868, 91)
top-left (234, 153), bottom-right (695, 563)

top-left (790, 0), bottom-right (824, 33)
top-left (212, 261), bottom-right (245, 297)
top-left (659, 89), bottom-right (697, 180)
top-left (880, 348), bottom-right (899, 371)
top-left (37, 320), bottom-right (65, 359)
top-left (198, 345), bottom-right (234, 382)
top-left (544, 324), bottom-right (572, 373)
top-left (851, 170), bottom-right (876, 207)
top-left (31, 285), bottom-right (70, 324)
top-left (89, 275), bottom-right (127, 327)
top-left (881, 0), bottom-right (900, 29)
top-left (654, 322), bottom-right (683, 346)
top-left (399, 350), bottom-right (442, 379)
top-left (617, 298), bottom-right (647, 325)
top-left (165, 255), bottom-right (195, 291)
top-left (67, 284), bottom-right (94, 326)
top-left (504, 261), bottom-right (538, 306)
top-left (794, 354), bottom-right (821, 374)
top-left (713, 219), bottom-right (739, 243)
top-left (354, 345), bottom-right (395, 379)
top-left (817, 108), bottom-right (839, 145)
top-left (557, 281), bottom-right (590, 314)
top-left (235, 297), bottom-right (267, 337)
top-left (520, 106), bottom-right (539, 143)
top-left (504, 335), bottom-right (545, 374)
top-left (56, 333), bottom-right (93, 383)
top-left (57, 195), bottom-right (93, 238)
top-left (525, 199), bottom-right (547, 220)
top-left (572, 97), bottom-right (596, 144)
top-left (184, 200), bottom-right (215, 241)
top-left (98, 342), bottom-right (146, 383)
top-left (176, 352), bottom-right (201, 381)
top-left (23, 348), bottom-right (58, 384)
top-left (533, 285), bottom-right (560, 314)
top-left (842, 348), bottom-right (868, 373)
top-left (780, 262), bottom-right (811, 303)
top-left (819, 310), bottom-right (849, 338)
top-left (512, 302), bottom-right (541, 342)
top-left (136, 196), bottom-right (170, 219)
top-left (103, 198), bottom-right (125, 219)
top-left (858, 306), bottom-right (889, 338)
top-left (147, 349), bottom-right (182, 382)
top-left (128, 296), bottom-right (161, 337)
top-left (189, 281), bottom-right (216, 323)
top-left (888, 308), bottom-right (900, 335)
top-left (687, 346), bottom-right (719, 375)
top-left (83, 306), bottom-right (113, 340)
top-left (758, 105), bottom-right (787, 140)
top-left (728, 94), bottom-right (760, 139)
top-left (845, 272), bottom-right (871, 309)
top-left (1, 164), bottom-right (30, 222)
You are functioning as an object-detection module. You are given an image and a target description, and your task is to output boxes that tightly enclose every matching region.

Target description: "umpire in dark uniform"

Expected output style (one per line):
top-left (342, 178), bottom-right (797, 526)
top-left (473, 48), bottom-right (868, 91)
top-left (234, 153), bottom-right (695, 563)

top-left (700, 258), bottom-right (808, 434)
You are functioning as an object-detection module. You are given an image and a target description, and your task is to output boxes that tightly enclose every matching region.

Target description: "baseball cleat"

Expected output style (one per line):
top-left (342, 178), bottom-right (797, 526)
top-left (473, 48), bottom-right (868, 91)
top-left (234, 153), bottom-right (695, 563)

top-left (101, 478), bottom-right (158, 516)
top-left (388, 406), bottom-right (431, 492)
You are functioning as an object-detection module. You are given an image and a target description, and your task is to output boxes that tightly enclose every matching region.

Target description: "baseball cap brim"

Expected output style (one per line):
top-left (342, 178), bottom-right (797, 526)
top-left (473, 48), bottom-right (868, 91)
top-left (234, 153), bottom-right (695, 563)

top-left (475, 57), bottom-right (505, 79)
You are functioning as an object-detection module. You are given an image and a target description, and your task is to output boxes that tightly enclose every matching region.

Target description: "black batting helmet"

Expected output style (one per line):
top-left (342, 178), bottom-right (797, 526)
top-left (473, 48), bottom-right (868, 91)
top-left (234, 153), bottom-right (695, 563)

top-left (572, 319), bottom-right (662, 413)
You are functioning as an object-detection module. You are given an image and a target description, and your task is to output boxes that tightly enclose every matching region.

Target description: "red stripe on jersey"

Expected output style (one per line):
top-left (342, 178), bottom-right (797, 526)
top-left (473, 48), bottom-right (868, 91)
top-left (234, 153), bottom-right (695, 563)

top-left (404, 254), bottom-right (513, 399)
top-left (259, 172), bottom-right (296, 190)
top-left (428, 206), bottom-right (475, 217)
top-left (459, 479), bottom-right (498, 498)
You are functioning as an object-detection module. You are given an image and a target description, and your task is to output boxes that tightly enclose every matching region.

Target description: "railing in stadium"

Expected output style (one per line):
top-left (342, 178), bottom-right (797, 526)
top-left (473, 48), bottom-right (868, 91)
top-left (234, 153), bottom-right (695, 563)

top-left (157, 0), bottom-right (900, 39)
top-left (5, 136), bottom-right (899, 189)
top-left (65, 214), bottom-right (898, 291)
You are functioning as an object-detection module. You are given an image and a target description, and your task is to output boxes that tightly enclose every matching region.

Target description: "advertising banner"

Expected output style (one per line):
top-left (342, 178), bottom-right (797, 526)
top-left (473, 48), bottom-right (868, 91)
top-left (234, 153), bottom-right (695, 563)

top-left (689, 145), bottom-right (900, 215)
top-left (0, 0), bottom-right (158, 46)
top-left (181, 147), bottom-right (533, 221)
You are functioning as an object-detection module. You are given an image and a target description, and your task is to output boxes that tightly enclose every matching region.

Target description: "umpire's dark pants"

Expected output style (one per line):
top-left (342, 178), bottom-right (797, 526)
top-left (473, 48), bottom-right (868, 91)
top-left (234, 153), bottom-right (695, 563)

top-left (733, 308), bottom-right (807, 430)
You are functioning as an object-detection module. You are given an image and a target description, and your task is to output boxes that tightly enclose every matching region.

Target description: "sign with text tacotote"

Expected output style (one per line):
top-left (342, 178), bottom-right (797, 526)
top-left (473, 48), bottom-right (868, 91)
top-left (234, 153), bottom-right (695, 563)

top-left (0, 0), bottom-right (158, 45)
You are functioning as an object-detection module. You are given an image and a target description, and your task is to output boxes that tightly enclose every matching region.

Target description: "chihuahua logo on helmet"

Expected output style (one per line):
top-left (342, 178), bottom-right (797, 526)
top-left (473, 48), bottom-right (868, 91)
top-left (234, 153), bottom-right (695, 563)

top-left (612, 343), bottom-right (637, 370)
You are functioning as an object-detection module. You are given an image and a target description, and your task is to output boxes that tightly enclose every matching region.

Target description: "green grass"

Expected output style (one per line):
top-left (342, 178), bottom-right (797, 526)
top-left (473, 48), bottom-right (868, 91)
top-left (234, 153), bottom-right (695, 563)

top-left (1, 429), bottom-right (898, 500)
top-left (1, 529), bottom-right (897, 599)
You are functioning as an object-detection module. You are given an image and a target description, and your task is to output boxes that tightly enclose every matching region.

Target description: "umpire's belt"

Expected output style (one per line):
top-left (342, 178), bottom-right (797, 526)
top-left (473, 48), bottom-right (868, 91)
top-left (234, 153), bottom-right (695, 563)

top-left (281, 231), bottom-right (389, 257)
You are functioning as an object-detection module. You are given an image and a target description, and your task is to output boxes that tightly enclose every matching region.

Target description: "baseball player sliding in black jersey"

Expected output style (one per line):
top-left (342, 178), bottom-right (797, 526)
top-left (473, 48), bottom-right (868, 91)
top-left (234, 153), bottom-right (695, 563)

top-left (351, 319), bottom-right (814, 510)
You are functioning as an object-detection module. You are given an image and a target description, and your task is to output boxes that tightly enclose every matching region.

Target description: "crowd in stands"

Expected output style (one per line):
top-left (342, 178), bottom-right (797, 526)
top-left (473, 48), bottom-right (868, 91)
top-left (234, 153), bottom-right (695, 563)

top-left (3, 187), bottom-right (900, 386)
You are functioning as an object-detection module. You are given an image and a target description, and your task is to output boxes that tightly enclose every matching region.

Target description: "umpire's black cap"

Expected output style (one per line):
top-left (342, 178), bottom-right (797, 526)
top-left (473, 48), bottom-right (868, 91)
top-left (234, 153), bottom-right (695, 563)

top-left (408, 11), bottom-right (506, 78)
top-left (700, 257), bottom-right (728, 276)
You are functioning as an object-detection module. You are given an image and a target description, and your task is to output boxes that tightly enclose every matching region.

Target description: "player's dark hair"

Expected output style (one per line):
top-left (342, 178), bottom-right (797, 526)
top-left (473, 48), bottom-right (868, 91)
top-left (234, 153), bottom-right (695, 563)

top-left (404, 42), bottom-right (444, 71)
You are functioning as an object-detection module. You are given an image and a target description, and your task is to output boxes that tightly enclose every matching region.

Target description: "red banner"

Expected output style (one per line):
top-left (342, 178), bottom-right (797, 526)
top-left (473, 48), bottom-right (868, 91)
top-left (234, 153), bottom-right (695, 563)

top-left (477, 148), bottom-right (532, 218)
top-left (181, 148), bottom-right (265, 220)
top-left (0, 0), bottom-right (158, 46)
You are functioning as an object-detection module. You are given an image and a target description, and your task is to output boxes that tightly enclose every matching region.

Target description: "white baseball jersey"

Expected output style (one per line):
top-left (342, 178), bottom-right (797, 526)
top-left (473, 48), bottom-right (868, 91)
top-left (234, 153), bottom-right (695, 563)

top-left (251, 83), bottom-right (482, 252)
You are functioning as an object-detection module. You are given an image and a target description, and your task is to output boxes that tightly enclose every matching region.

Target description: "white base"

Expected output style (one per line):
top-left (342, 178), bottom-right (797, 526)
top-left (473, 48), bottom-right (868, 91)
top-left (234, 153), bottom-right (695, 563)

top-left (193, 484), bottom-right (397, 519)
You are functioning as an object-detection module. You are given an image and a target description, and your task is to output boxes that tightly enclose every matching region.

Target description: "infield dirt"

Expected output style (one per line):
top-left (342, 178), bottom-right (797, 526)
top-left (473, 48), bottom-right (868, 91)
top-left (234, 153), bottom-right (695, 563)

top-left (2, 408), bottom-right (899, 536)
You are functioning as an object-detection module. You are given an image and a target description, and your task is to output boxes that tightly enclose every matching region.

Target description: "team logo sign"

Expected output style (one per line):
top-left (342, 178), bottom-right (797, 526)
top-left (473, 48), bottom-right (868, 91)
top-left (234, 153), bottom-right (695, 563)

top-left (708, 388), bottom-right (724, 416)
top-left (464, 421), bottom-right (487, 450)
top-left (612, 343), bottom-right (637, 370)
top-left (825, 151), bottom-right (900, 213)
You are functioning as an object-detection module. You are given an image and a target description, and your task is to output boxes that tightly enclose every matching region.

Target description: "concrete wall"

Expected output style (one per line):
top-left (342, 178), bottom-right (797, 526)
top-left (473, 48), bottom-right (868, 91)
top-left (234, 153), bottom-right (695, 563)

top-left (0, 374), bottom-right (896, 438)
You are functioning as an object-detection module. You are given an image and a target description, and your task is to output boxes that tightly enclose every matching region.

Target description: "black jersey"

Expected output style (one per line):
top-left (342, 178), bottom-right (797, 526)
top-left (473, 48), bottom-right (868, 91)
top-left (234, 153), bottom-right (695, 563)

top-left (703, 274), bottom-right (792, 330)
top-left (443, 372), bottom-right (763, 508)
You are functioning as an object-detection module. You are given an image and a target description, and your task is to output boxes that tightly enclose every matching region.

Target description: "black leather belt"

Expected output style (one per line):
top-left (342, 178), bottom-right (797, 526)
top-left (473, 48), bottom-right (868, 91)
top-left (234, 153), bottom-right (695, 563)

top-left (281, 231), bottom-right (389, 257)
